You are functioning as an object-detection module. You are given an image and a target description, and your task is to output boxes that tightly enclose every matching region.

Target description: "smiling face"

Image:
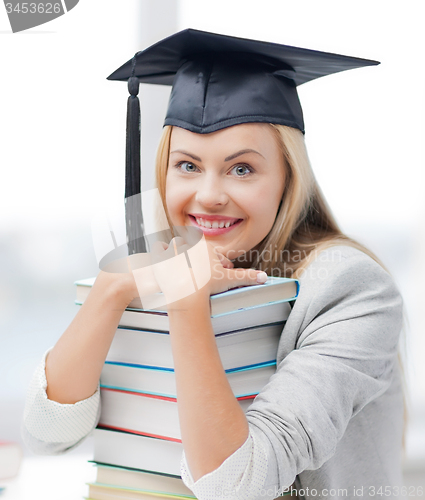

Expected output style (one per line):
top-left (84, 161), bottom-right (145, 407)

top-left (165, 123), bottom-right (286, 261)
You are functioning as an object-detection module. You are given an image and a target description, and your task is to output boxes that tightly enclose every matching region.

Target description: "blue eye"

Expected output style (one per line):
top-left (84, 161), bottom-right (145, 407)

top-left (176, 161), bottom-right (198, 173)
top-left (231, 164), bottom-right (252, 177)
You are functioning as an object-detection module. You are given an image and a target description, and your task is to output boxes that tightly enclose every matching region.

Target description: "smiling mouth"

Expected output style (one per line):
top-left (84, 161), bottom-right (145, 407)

top-left (188, 215), bottom-right (243, 234)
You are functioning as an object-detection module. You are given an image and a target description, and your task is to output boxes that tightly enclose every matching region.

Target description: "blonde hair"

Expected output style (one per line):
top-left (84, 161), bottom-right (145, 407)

top-left (155, 124), bottom-right (407, 447)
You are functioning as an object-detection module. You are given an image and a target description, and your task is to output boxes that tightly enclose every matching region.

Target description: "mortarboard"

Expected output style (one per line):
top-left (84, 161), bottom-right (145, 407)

top-left (107, 28), bottom-right (379, 255)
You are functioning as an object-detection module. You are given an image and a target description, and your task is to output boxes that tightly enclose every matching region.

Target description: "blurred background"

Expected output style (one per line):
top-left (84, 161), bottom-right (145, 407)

top-left (0, 0), bottom-right (424, 492)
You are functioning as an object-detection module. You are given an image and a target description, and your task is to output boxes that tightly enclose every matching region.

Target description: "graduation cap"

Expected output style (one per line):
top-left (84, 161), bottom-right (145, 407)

top-left (107, 28), bottom-right (379, 255)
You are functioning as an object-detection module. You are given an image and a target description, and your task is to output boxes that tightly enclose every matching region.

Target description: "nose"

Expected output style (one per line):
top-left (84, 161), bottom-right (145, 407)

top-left (195, 174), bottom-right (229, 208)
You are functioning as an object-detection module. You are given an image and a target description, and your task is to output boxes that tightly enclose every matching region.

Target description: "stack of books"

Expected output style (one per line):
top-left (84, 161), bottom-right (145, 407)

top-left (75, 276), bottom-right (299, 500)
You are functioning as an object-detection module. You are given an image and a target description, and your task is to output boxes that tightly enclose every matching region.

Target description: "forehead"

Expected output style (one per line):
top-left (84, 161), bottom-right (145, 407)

top-left (169, 123), bottom-right (280, 153)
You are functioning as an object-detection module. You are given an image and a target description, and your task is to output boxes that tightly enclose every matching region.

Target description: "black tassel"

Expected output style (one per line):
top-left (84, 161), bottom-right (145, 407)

top-left (125, 76), bottom-right (141, 198)
top-left (125, 65), bottom-right (148, 255)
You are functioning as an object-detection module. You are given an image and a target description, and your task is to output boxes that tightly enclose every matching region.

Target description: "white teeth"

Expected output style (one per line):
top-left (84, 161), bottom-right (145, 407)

top-left (194, 217), bottom-right (237, 229)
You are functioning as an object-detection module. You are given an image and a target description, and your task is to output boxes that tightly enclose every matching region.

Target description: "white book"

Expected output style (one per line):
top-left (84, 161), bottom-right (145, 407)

top-left (118, 300), bottom-right (291, 334)
top-left (87, 482), bottom-right (195, 500)
top-left (98, 389), bottom-right (254, 442)
top-left (106, 322), bottom-right (285, 371)
top-left (101, 361), bottom-right (276, 399)
top-left (91, 463), bottom-right (195, 497)
top-left (93, 429), bottom-right (183, 477)
top-left (76, 276), bottom-right (298, 317)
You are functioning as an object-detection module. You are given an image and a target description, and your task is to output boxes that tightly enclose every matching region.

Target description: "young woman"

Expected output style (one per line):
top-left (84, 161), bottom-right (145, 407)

top-left (22, 30), bottom-right (405, 500)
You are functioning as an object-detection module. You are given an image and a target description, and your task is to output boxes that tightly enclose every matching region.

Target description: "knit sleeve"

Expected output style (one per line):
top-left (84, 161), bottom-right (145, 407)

top-left (180, 429), bottom-right (277, 500)
top-left (21, 348), bottom-right (101, 455)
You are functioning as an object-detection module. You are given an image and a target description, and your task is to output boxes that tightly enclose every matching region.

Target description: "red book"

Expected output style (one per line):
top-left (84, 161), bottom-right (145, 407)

top-left (98, 387), bottom-right (255, 442)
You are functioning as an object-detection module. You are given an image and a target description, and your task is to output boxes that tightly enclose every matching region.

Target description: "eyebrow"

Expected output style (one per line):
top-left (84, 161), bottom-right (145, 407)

top-left (224, 149), bottom-right (265, 161)
top-left (170, 148), bottom-right (265, 162)
top-left (170, 150), bottom-right (202, 161)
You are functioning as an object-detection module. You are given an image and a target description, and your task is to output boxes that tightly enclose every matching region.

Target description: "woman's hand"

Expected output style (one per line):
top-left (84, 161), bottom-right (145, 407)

top-left (94, 249), bottom-right (167, 309)
top-left (149, 236), bottom-right (267, 307)
top-left (93, 234), bottom-right (267, 311)
top-left (92, 269), bottom-right (141, 309)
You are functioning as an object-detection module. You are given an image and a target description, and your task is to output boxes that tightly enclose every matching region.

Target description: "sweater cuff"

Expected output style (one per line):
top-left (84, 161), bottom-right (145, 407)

top-left (22, 348), bottom-right (100, 446)
top-left (180, 429), bottom-right (268, 500)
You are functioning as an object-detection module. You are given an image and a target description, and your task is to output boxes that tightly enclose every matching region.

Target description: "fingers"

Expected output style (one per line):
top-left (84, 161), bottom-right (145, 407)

top-left (149, 236), bottom-right (267, 298)
top-left (224, 268), bottom-right (268, 288)
top-left (151, 237), bottom-right (191, 268)
top-left (170, 237), bottom-right (189, 255)
top-left (216, 252), bottom-right (234, 269)
top-left (151, 240), bottom-right (169, 253)
top-left (151, 238), bottom-right (188, 257)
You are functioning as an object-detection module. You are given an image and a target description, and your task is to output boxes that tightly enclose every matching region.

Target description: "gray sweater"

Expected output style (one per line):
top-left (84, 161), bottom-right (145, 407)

top-left (245, 245), bottom-right (404, 499)
top-left (22, 245), bottom-right (404, 499)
